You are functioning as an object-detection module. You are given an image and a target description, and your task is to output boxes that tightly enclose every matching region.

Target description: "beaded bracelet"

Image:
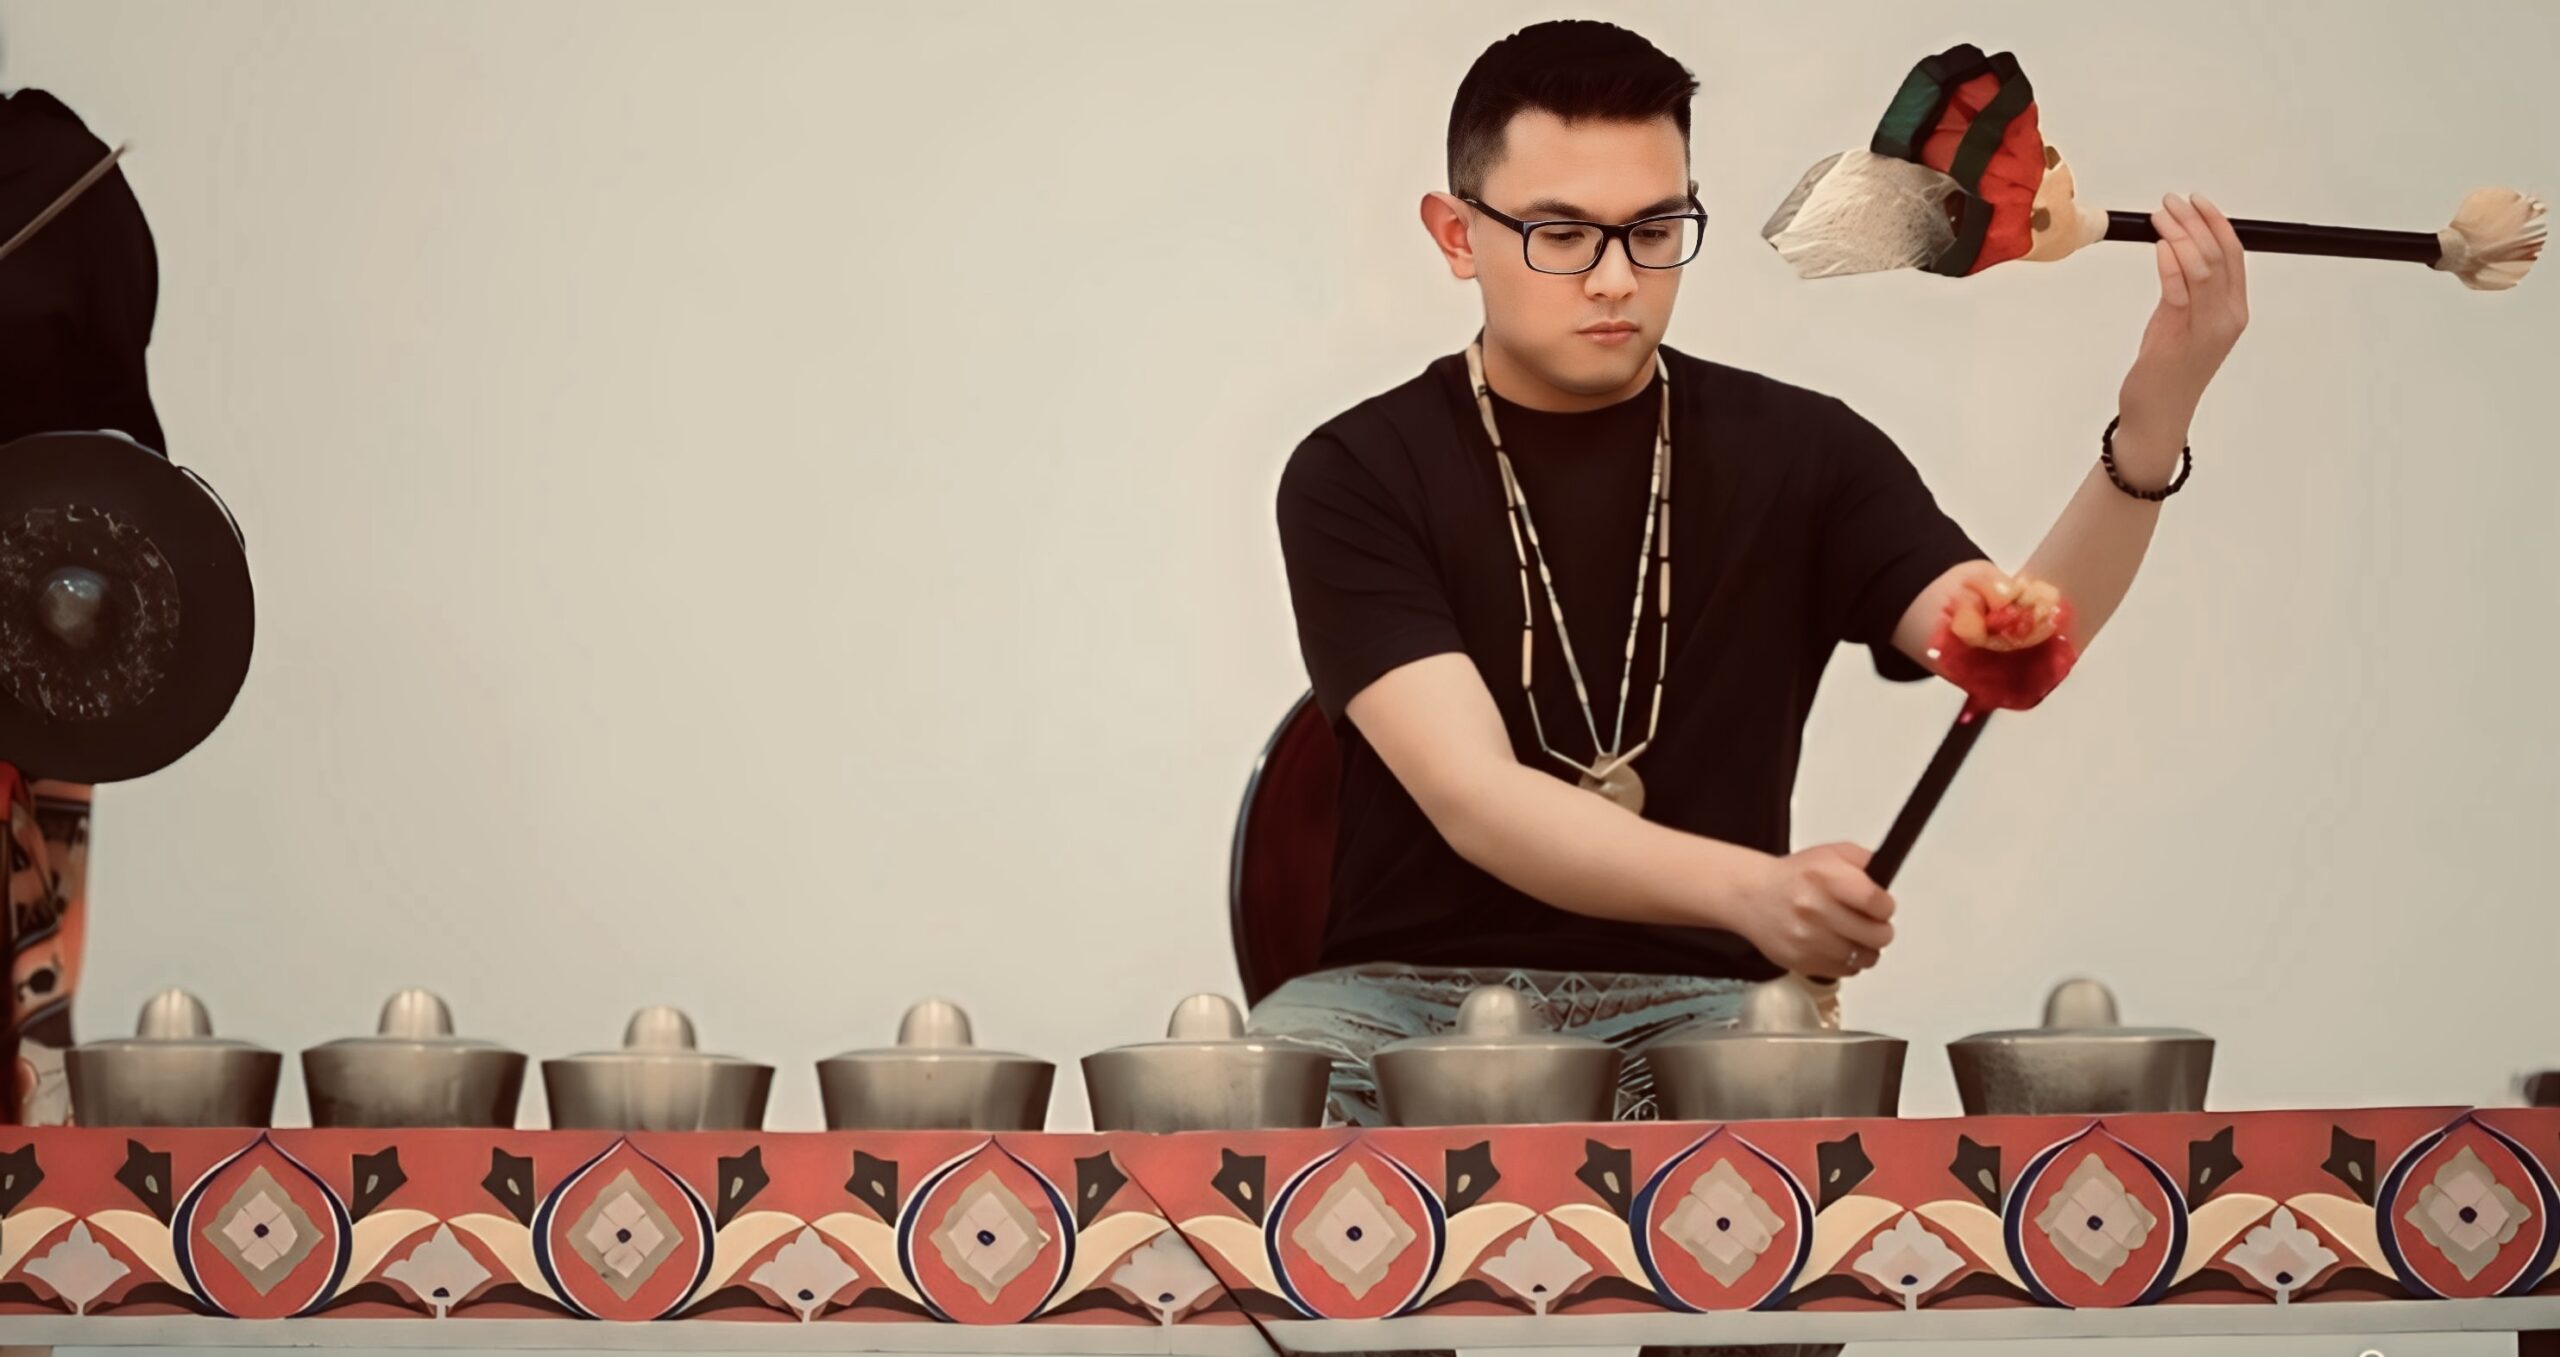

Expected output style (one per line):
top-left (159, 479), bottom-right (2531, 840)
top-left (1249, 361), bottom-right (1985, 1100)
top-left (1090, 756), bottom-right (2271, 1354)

top-left (2101, 415), bottom-right (2192, 502)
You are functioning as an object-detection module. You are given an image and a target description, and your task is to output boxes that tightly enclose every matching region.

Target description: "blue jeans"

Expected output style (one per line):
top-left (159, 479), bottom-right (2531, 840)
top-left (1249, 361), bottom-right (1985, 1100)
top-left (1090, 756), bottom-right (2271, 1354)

top-left (1247, 963), bottom-right (1839, 1125)
top-left (1248, 964), bottom-right (1841, 1357)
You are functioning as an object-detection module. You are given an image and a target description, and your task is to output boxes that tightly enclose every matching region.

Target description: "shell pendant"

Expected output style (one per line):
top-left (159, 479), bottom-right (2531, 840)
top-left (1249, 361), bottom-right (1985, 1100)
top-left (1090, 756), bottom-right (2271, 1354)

top-left (1578, 754), bottom-right (1646, 815)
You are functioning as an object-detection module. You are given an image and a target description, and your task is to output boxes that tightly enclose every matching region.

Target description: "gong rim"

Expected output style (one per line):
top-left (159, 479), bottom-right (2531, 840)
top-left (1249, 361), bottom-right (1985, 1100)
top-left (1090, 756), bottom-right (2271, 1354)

top-left (0, 431), bottom-right (253, 782)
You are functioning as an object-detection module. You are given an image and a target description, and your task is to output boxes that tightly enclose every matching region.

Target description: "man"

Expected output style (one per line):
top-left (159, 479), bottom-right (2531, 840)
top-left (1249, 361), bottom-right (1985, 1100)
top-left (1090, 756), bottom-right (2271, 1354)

top-left (0, 84), bottom-right (166, 1125)
top-left (1257, 20), bottom-right (2247, 1127)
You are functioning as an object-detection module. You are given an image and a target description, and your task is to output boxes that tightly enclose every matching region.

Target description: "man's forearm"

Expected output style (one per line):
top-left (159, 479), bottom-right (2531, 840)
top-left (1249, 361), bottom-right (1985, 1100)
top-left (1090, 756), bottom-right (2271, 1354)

top-left (2021, 187), bottom-right (2249, 649)
top-left (1434, 762), bottom-right (1769, 931)
top-left (1341, 653), bottom-right (1774, 934)
top-left (2020, 416), bottom-right (2186, 647)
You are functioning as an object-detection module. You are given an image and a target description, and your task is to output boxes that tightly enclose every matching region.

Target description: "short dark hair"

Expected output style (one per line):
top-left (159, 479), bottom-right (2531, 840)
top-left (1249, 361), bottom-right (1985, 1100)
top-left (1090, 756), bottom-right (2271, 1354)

top-left (1446, 20), bottom-right (1699, 201)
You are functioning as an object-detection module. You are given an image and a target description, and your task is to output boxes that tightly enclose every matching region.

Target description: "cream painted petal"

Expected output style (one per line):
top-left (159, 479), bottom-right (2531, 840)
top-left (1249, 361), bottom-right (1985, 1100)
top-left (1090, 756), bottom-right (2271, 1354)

top-left (1801, 1195), bottom-right (1902, 1291)
top-left (1108, 1230), bottom-right (1220, 1324)
top-left (1425, 1201), bottom-right (1533, 1302)
top-left (2224, 1207), bottom-right (2339, 1298)
top-left (85, 1209), bottom-right (186, 1292)
top-left (0, 1206), bottom-right (72, 1277)
top-left (2478, 1183), bottom-right (2530, 1248)
top-left (446, 1212), bottom-right (553, 1305)
top-left (747, 1227), bottom-right (860, 1322)
top-left (2283, 1193), bottom-right (2388, 1275)
top-left (347, 1209), bottom-right (442, 1291)
top-left (23, 1222), bottom-right (130, 1314)
top-left (1849, 1213), bottom-right (1965, 1301)
top-left (1914, 1200), bottom-right (2021, 1291)
top-left (381, 1224), bottom-right (493, 1316)
top-left (2177, 1194), bottom-right (2278, 1284)
top-left (1051, 1213), bottom-right (1169, 1316)
top-left (811, 1211), bottom-right (919, 1305)
top-left (1549, 1202), bottom-right (1648, 1296)
top-left (701, 1211), bottom-right (810, 1297)
top-left (1477, 1217), bottom-right (1591, 1314)
top-left (1173, 1215), bottom-right (1280, 1300)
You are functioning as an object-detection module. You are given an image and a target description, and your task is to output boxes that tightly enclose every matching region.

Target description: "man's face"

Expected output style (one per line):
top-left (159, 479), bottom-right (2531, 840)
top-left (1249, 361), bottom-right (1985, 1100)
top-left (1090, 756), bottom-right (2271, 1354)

top-left (1466, 110), bottom-right (1692, 404)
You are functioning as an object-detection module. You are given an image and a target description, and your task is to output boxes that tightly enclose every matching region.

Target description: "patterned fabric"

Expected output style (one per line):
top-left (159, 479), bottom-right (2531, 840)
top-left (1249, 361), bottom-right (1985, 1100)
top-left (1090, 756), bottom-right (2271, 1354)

top-left (1244, 964), bottom-right (1838, 1127)
top-left (3, 764), bottom-right (89, 1125)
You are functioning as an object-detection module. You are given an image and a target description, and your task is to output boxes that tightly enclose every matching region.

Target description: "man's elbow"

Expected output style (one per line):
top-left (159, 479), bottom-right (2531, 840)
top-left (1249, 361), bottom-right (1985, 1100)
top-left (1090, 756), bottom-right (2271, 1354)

top-left (1412, 771), bottom-right (1507, 871)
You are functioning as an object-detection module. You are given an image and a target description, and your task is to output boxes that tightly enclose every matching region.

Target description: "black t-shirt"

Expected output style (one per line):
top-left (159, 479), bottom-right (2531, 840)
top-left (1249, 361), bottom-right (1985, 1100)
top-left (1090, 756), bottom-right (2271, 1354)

top-left (0, 88), bottom-right (165, 451)
top-left (1275, 343), bottom-right (1984, 979)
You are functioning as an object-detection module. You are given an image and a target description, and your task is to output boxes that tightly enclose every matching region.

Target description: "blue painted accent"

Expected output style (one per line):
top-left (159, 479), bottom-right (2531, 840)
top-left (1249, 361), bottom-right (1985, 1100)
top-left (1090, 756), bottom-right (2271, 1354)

top-left (1261, 1145), bottom-right (1341, 1319)
top-left (530, 1141), bottom-right (620, 1320)
top-left (2481, 1118), bottom-right (2560, 1298)
top-left (2375, 1121), bottom-right (2462, 1300)
top-left (894, 1144), bottom-right (982, 1323)
top-left (1628, 1132), bottom-right (1713, 1314)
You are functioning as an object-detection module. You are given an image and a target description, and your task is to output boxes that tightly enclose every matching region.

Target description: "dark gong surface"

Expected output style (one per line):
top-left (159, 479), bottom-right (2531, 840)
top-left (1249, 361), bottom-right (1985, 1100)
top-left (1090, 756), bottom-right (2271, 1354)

top-left (0, 431), bottom-right (251, 782)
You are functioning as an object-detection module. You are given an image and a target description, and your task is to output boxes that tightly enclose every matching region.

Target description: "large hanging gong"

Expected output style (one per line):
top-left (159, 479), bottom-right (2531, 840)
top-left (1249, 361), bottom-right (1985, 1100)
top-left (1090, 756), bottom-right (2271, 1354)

top-left (0, 431), bottom-right (252, 782)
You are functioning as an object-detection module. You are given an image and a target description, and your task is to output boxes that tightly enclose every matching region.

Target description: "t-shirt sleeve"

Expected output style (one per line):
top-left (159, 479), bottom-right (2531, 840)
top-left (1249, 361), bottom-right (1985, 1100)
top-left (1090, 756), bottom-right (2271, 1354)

top-left (1812, 397), bottom-right (1987, 682)
top-left (1276, 432), bottom-right (1466, 724)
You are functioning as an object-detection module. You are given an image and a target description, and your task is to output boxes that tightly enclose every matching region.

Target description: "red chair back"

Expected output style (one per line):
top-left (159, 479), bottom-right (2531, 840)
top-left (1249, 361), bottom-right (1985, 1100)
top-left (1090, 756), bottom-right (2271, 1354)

top-left (1226, 691), bottom-right (1339, 1006)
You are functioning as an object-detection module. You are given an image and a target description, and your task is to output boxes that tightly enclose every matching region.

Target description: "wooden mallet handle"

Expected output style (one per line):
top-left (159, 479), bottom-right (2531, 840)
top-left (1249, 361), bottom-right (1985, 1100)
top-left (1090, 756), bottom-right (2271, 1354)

top-left (2103, 209), bottom-right (2441, 264)
top-left (1801, 702), bottom-right (1993, 986)
top-left (1866, 703), bottom-right (1994, 890)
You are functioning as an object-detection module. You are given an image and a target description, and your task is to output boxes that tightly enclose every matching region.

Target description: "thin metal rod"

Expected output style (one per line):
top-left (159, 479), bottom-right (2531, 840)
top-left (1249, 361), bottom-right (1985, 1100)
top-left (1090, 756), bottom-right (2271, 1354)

top-left (0, 143), bottom-right (129, 268)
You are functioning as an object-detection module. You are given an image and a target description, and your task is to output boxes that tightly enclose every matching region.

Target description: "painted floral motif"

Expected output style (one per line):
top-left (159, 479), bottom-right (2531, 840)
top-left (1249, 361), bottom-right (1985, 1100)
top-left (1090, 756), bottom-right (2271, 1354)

top-left (383, 1224), bottom-right (492, 1318)
top-left (2406, 1146), bottom-right (2528, 1282)
top-left (1850, 1212), bottom-right (1964, 1309)
top-left (568, 1172), bottom-right (681, 1299)
top-left (749, 1226), bottom-right (859, 1322)
top-left (13, 1114), bottom-right (2560, 1333)
top-left (1287, 1163), bottom-right (1417, 1300)
top-left (1110, 1229), bottom-right (1220, 1325)
top-left (205, 1169), bottom-right (322, 1294)
top-left (2223, 1206), bottom-right (2337, 1304)
top-left (1661, 1159), bottom-right (1785, 1287)
top-left (223, 1193), bottom-right (300, 1267)
top-left (23, 1221), bottom-right (128, 1315)
top-left (1479, 1215), bottom-right (1590, 1316)
top-left (931, 1173), bottom-right (1051, 1304)
top-left (2033, 1153), bottom-right (2157, 1285)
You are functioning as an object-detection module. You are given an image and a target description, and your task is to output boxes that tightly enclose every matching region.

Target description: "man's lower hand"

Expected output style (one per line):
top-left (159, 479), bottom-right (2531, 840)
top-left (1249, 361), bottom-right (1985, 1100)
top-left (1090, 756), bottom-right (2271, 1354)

top-left (1732, 842), bottom-right (1896, 977)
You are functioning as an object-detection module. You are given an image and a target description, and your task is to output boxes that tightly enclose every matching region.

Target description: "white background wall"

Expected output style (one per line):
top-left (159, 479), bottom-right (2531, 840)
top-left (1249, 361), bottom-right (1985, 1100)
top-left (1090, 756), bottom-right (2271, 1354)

top-left (3, 1), bottom-right (2554, 1354)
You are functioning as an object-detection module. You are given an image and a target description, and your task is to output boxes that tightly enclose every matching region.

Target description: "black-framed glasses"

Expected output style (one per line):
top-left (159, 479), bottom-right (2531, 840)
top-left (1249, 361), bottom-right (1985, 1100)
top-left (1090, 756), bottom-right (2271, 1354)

top-left (1461, 195), bottom-right (1709, 274)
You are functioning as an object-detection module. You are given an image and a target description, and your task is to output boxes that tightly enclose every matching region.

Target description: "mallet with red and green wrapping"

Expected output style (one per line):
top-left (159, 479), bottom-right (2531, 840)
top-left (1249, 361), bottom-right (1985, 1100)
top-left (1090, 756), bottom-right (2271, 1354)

top-left (1763, 43), bottom-right (2544, 291)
